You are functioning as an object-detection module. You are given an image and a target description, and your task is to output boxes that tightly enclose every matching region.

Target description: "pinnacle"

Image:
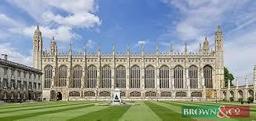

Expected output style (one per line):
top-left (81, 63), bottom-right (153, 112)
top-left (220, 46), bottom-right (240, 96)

top-left (217, 25), bottom-right (222, 32)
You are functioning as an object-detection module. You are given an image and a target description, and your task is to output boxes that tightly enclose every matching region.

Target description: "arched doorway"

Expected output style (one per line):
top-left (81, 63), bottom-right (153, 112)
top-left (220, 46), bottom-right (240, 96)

top-left (57, 92), bottom-right (62, 101)
top-left (222, 91), bottom-right (227, 100)
top-left (230, 91), bottom-right (234, 101)
top-left (50, 90), bottom-right (56, 101)
top-left (238, 90), bottom-right (243, 99)
top-left (248, 89), bottom-right (254, 97)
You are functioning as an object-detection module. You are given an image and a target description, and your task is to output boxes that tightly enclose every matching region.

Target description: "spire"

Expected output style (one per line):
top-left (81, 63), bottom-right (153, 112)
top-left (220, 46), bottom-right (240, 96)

top-left (34, 25), bottom-right (41, 34)
top-left (51, 36), bottom-right (55, 44)
top-left (112, 43), bottom-right (115, 53)
top-left (184, 42), bottom-right (188, 53)
top-left (156, 42), bottom-right (159, 54)
top-left (169, 42), bottom-right (173, 52)
top-left (69, 40), bottom-right (72, 54)
top-left (50, 36), bottom-right (57, 55)
top-left (83, 42), bottom-right (87, 55)
top-left (216, 25), bottom-right (222, 33)
top-left (204, 37), bottom-right (208, 43)
top-left (140, 42), bottom-right (144, 54)
top-left (97, 44), bottom-right (100, 55)
top-left (112, 43), bottom-right (116, 56)
top-left (199, 43), bottom-right (202, 52)
top-left (127, 44), bottom-right (131, 54)
top-left (203, 37), bottom-right (209, 52)
top-left (69, 40), bottom-right (71, 50)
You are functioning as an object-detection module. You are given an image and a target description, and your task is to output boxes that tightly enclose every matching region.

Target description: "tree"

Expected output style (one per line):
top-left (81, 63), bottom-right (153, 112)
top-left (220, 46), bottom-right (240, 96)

top-left (224, 67), bottom-right (234, 87)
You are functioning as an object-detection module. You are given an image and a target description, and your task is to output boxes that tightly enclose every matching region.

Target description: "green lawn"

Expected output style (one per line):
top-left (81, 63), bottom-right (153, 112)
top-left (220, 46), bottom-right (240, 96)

top-left (0, 101), bottom-right (255, 121)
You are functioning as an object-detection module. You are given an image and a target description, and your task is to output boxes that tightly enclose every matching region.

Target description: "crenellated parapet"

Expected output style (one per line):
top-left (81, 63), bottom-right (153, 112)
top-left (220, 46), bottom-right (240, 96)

top-left (42, 49), bottom-right (216, 58)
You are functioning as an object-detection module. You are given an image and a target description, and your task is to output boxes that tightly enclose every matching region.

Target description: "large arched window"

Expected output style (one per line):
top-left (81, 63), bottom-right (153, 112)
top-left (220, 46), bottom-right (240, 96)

top-left (44, 65), bottom-right (53, 88)
top-left (101, 65), bottom-right (111, 88)
top-left (86, 65), bottom-right (97, 88)
top-left (57, 65), bottom-right (67, 87)
top-left (189, 65), bottom-right (198, 88)
top-left (115, 65), bottom-right (126, 88)
top-left (174, 65), bottom-right (183, 88)
top-left (71, 65), bottom-right (82, 88)
top-left (159, 65), bottom-right (169, 88)
top-left (130, 65), bottom-right (140, 88)
top-left (204, 65), bottom-right (213, 88)
top-left (145, 65), bottom-right (155, 88)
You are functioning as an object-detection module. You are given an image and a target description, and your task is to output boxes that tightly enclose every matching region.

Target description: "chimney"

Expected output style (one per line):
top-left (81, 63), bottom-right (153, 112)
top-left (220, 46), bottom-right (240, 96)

top-left (1, 54), bottom-right (8, 60)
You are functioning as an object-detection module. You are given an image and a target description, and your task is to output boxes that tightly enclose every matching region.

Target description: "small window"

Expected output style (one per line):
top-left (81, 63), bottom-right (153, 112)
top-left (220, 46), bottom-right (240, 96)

top-left (11, 69), bottom-right (15, 76)
top-left (4, 67), bottom-right (8, 75)
top-left (17, 70), bottom-right (21, 77)
top-left (24, 71), bottom-right (27, 78)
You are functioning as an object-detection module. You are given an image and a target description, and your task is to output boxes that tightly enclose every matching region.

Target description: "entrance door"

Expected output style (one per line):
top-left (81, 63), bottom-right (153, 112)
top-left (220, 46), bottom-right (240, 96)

top-left (57, 92), bottom-right (62, 101)
top-left (50, 90), bottom-right (56, 101)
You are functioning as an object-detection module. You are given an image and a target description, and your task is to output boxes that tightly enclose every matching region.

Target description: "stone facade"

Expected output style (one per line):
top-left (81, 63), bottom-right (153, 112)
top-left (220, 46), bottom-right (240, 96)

top-left (33, 26), bottom-right (225, 101)
top-left (0, 57), bottom-right (42, 102)
top-left (221, 65), bottom-right (256, 102)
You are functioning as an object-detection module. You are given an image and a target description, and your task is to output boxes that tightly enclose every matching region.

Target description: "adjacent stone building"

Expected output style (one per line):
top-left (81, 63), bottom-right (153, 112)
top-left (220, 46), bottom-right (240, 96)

top-left (0, 55), bottom-right (42, 102)
top-left (33, 26), bottom-right (225, 101)
top-left (220, 65), bottom-right (256, 102)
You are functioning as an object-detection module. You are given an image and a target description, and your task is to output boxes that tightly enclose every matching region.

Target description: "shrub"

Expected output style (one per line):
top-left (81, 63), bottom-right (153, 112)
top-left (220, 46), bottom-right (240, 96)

top-left (238, 98), bottom-right (243, 104)
top-left (229, 97), bottom-right (234, 102)
top-left (247, 97), bottom-right (254, 104)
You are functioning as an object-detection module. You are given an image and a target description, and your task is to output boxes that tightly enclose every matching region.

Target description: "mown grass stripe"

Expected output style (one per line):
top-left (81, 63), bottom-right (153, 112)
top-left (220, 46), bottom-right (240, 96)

top-left (119, 102), bottom-right (161, 121)
top-left (0, 102), bottom-right (57, 109)
top-left (68, 105), bottom-right (130, 121)
top-left (145, 101), bottom-right (195, 121)
top-left (0, 101), bottom-right (86, 111)
top-left (18, 105), bottom-right (109, 121)
top-left (0, 102), bottom-right (85, 114)
top-left (0, 104), bottom-right (94, 121)
top-left (161, 101), bottom-right (190, 107)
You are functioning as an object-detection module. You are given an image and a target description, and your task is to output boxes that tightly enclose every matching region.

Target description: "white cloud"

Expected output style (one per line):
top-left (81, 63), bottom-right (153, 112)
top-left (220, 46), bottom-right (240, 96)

top-left (0, 43), bottom-right (32, 66)
top-left (137, 40), bottom-right (147, 46)
top-left (8, 25), bottom-right (77, 42)
top-left (0, 13), bottom-right (75, 42)
top-left (6, 0), bottom-right (49, 22)
top-left (9, 0), bottom-right (101, 29)
top-left (2, 0), bottom-right (101, 42)
top-left (169, 0), bottom-right (231, 41)
top-left (225, 29), bottom-right (256, 84)
top-left (0, 14), bottom-right (24, 28)
top-left (42, 11), bottom-right (101, 28)
top-left (162, 0), bottom-right (256, 83)
top-left (86, 39), bottom-right (96, 49)
top-left (0, 0), bottom-right (102, 68)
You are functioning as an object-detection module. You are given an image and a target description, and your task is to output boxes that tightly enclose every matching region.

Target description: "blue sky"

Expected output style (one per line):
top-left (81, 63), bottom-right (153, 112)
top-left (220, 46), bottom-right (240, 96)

top-left (0, 0), bottom-right (256, 84)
